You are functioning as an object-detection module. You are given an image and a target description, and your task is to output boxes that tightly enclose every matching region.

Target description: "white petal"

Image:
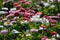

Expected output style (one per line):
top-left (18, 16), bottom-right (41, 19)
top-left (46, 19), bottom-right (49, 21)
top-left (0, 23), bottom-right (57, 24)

top-left (57, 34), bottom-right (60, 37)
top-left (0, 11), bottom-right (4, 14)
top-left (39, 27), bottom-right (43, 30)
top-left (58, 0), bottom-right (60, 2)
top-left (24, 20), bottom-right (28, 24)
top-left (26, 34), bottom-right (31, 37)
top-left (44, 3), bottom-right (50, 7)
top-left (11, 29), bottom-right (20, 34)
top-left (10, 8), bottom-right (16, 11)
top-left (20, 21), bottom-right (24, 24)
top-left (2, 8), bottom-right (8, 10)
top-left (0, 26), bottom-right (3, 28)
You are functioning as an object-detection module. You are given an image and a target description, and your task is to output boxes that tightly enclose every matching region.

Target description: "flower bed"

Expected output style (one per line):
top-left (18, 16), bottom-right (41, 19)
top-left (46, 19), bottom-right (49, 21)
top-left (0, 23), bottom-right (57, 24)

top-left (0, 0), bottom-right (60, 40)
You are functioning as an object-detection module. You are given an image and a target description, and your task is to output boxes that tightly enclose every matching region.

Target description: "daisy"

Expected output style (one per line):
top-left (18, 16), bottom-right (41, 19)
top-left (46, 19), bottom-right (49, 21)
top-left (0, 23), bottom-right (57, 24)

top-left (1, 29), bottom-right (8, 34)
top-left (30, 15), bottom-right (40, 22)
top-left (30, 17), bottom-right (39, 22)
top-left (41, 18), bottom-right (49, 24)
top-left (4, 20), bottom-right (13, 26)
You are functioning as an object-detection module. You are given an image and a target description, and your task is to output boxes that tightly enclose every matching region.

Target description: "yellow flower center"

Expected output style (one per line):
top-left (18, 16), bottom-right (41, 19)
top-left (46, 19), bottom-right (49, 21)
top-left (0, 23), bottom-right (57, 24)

top-left (7, 22), bottom-right (10, 24)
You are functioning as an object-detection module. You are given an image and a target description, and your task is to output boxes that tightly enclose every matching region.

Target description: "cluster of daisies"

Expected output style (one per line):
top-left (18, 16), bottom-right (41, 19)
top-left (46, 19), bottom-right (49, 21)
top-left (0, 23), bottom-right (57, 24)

top-left (0, 0), bottom-right (60, 40)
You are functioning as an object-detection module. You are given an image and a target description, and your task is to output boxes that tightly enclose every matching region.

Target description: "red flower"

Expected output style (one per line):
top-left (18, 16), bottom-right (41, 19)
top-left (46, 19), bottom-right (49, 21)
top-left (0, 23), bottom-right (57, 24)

top-left (50, 20), bottom-right (57, 23)
top-left (15, 5), bottom-right (21, 9)
top-left (29, 10), bottom-right (35, 13)
top-left (44, 30), bottom-right (48, 33)
top-left (36, 12), bottom-right (42, 16)
top-left (20, 8), bottom-right (25, 12)
top-left (14, 2), bottom-right (19, 6)
top-left (57, 13), bottom-right (60, 17)
top-left (26, 7), bottom-right (30, 10)
top-left (42, 36), bottom-right (48, 40)
top-left (23, 17), bottom-right (28, 20)
top-left (51, 32), bottom-right (57, 35)
top-left (41, 25), bottom-right (46, 28)
top-left (24, 2), bottom-right (30, 5)
top-left (23, 12), bottom-right (31, 17)
top-left (14, 12), bottom-right (19, 16)
top-left (19, 0), bottom-right (26, 3)
top-left (51, 23), bottom-right (56, 26)
top-left (44, 15), bottom-right (51, 20)
top-left (30, 13), bottom-right (34, 16)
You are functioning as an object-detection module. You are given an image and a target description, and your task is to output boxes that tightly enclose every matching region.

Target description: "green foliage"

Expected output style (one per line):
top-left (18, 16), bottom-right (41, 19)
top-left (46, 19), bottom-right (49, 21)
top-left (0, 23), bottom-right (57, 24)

top-left (0, 0), bottom-right (3, 10)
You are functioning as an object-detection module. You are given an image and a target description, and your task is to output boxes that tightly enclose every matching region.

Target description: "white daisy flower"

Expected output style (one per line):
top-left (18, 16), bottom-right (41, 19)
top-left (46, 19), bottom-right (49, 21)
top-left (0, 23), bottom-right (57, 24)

top-left (41, 18), bottom-right (49, 24)
top-left (30, 16), bottom-right (40, 22)
top-left (30, 15), bottom-right (41, 22)
top-left (4, 20), bottom-right (13, 26)
top-left (11, 29), bottom-right (20, 34)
